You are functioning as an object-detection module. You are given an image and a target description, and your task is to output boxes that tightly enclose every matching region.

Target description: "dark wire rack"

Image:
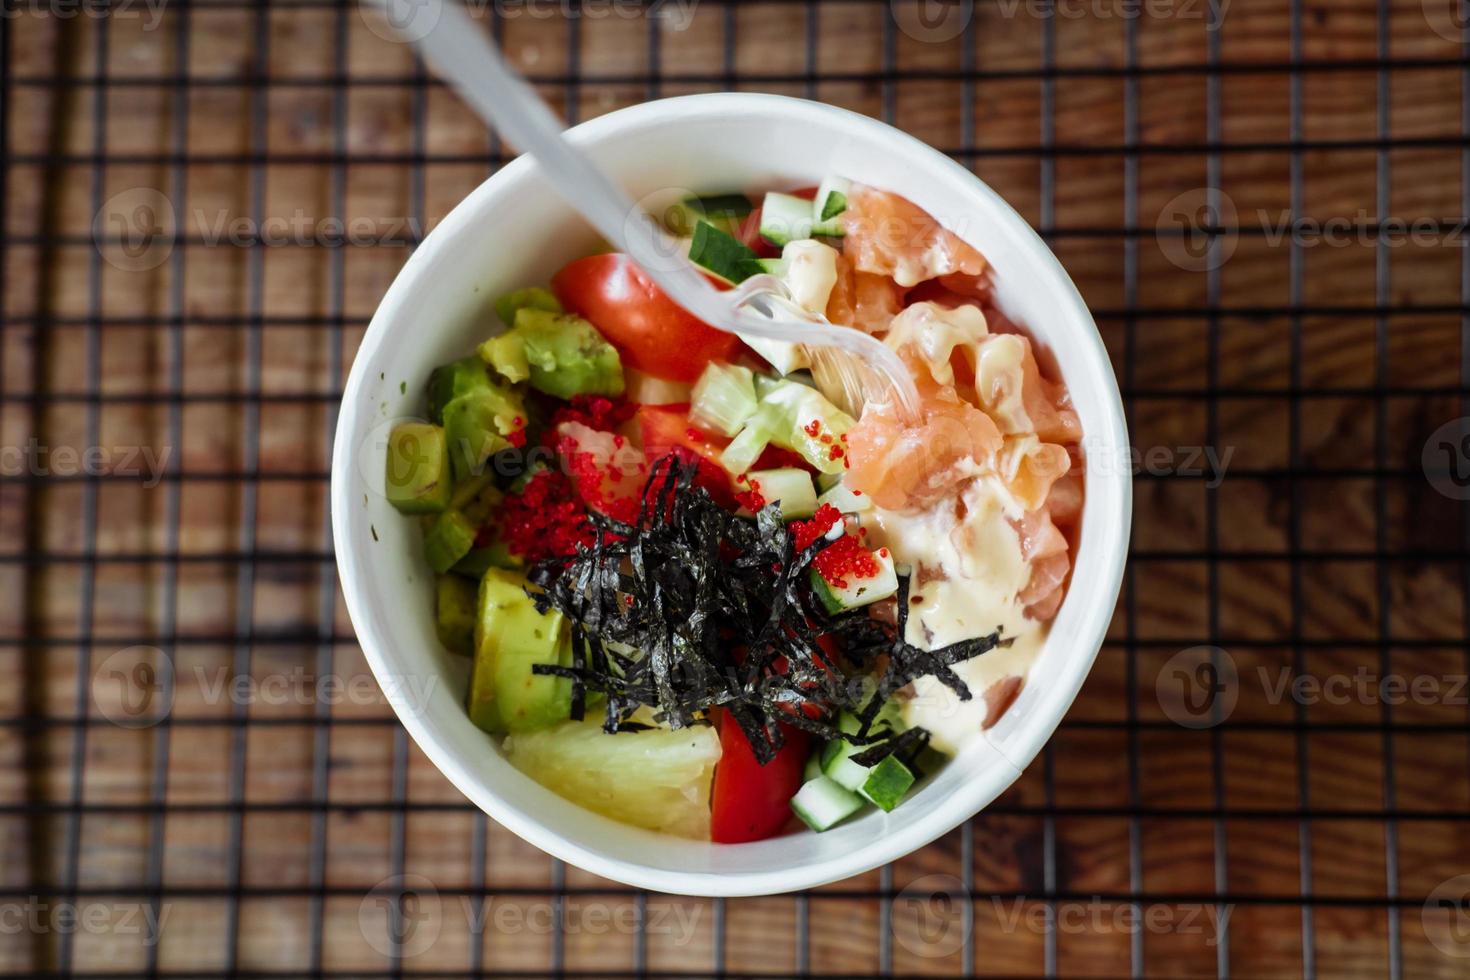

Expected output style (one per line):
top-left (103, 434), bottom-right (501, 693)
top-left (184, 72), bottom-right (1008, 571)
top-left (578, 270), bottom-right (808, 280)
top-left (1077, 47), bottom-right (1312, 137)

top-left (3, 0), bottom-right (1470, 977)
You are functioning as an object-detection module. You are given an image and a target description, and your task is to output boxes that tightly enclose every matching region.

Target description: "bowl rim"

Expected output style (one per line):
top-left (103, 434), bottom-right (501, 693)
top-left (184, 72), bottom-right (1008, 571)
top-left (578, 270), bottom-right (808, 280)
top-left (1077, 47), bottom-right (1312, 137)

top-left (332, 91), bottom-right (1131, 896)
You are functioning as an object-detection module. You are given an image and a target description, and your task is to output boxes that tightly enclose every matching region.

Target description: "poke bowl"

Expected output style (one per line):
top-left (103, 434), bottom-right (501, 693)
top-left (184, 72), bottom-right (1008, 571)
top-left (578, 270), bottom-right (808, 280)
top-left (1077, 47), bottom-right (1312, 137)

top-left (331, 93), bottom-right (1130, 896)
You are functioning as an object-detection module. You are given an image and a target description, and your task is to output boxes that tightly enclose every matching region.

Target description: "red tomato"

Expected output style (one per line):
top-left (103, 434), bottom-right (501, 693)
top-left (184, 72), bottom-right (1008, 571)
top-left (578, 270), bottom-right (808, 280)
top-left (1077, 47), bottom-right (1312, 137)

top-left (636, 404), bottom-right (735, 507)
top-left (709, 708), bottom-right (811, 844)
top-left (551, 254), bottom-right (742, 383)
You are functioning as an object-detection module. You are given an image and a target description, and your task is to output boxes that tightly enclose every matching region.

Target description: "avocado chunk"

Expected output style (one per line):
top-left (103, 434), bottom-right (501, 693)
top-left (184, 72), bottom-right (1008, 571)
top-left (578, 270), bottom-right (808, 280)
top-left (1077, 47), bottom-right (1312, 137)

top-left (427, 356), bottom-right (493, 424)
top-left (479, 308), bottom-right (624, 400)
top-left (441, 380), bottom-right (527, 482)
top-left (467, 569), bottom-right (573, 735)
top-left (435, 574), bottom-right (477, 654)
top-left (452, 540), bottom-right (523, 578)
top-left (384, 422), bottom-right (452, 514)
top-left (424, 510), bottom-right (477, 573)
top-left (494, 285), bottom-right (562, 326)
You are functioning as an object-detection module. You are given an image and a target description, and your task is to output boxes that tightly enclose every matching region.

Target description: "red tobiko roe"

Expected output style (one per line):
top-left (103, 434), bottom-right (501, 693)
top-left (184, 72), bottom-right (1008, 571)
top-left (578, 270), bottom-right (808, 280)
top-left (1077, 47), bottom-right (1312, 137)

top-left (811, 535), bottom-right (880, 589)
top-left (790, 504), bottom-right (843, 552)
top-left (495, 469), bottom-right (595, 562)
top-left (544, 394), bottom-right (636, 441)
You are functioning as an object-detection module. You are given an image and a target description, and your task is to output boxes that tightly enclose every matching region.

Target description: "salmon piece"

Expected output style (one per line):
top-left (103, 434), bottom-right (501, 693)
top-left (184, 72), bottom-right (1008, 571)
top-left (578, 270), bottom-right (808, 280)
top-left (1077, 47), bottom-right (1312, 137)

top-left (1046, 471), bottom-right (1084, 528)
top-left (839, 184), bottom-right (987, 288)
top-left (1009, 334), bottom-right (1082, 446)
top-left (982, 676), bottom-right (1024, 729)
top-left (1012, 507), bottom-right (1071, 622)
top-left (1005, 439), bottom-right (1071, 514)
top-left (825, 252), bottom-right (904, 334)
top-left (845, 369), bottom-right (1003, 512)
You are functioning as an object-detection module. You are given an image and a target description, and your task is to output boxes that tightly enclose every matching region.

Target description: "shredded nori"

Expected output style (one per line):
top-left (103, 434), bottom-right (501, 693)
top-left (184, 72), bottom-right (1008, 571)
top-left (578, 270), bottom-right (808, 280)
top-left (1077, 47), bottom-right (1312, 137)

top-left (527, 455), bottom-right (1008, 764)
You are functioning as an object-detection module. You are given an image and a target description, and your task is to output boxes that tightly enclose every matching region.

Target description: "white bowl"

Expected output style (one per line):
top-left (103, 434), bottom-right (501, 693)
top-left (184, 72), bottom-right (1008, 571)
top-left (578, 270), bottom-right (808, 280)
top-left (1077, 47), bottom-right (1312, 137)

top-left (332, 93), bottom-right (1130, 897)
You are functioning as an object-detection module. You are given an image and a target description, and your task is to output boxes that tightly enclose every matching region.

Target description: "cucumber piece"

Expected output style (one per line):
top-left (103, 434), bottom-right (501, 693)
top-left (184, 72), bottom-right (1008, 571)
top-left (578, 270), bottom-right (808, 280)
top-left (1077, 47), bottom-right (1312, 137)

top-left (858, 755), bottom-right (916, 812)
top-left (791, 774), bottom-right (865, 832)
top-left (817, 480), bottom-right (871, 515)
top-left (745, 467), bottom-right (817, 519)
top-left (424, 510), bottom-right (477, 573)
top-left (718, 402), bottom-right (780, 476)
top-left (759, 380), bottom-right (857, 475)
top-left (504, 715), bottom-right (721, 839)
top-left (664, 192), bottom-right (753, 239)
top-left (821, 706), bottom-right (906, 792)
top-left (468, 569), bottom-right (572, 735)
top-left (804, 748), bottom-right (826, 782)
top-left (435, 574), bottom-right (477, 654)
top-left (815, 470), bottom-right (843, 492)
top-left (687, 221), bottom-right (764, 284)
top-left (494, 286), bottom-right (561, 327)
top-left (756, 256), bottom-right (788, 277)
top-left (385, 422), bottom-right (453, 514)
top-left (427, 356), bottom-right (492, 424)
top-left (810, 546), bottom-right (899, 615)
top-left (759, 192), bottom-right (844, 246)
top-left (691, 362), bottom-right (758, 437)
top-left (813, 175), bottom-right (852, 221)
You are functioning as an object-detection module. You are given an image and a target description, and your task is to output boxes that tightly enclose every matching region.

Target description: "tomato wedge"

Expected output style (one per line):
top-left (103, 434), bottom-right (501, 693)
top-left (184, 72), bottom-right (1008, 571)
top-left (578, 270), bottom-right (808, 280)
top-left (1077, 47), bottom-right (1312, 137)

top-left (709, 708), bottom-right (811, 844)
top-left (636, 404), bottom-right (735, 507)
top-left (551, 254), bottom-right (743, 383)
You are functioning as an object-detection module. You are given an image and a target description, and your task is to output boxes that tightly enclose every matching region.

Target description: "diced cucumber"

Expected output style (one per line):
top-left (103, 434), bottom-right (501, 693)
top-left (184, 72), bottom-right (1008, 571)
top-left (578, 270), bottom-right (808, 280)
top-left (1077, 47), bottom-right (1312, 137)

top-left (718, 402), bottom-right (780, 476)
top-left (754, 373), bottom-right (789, 399)
top-left (858, 755), bottom-right (916, 812)
top-left (817, 479), bottom-right (871, 515)
top-left (504, 715), bottom-right (721, 839)
top-left (820, 707), bottom-right (906, 793)
top-left (759, 192), bottom-right (843, 247)
top-left (664, 192), bottom-right (752, 239)
top-left (756, 257), bottom-right (788, 277)
top-left (804, 748), bottom-right (826, 782)
top-left (435, 574), bottom-right (477, 654)
top-left (687, 221), bottom-right (764, 284)
top-left (816, 470), bottom-right (843, 492)
top-left (791, 774), bottom-right (865, 832)
top-left (385, 422), bottom-right (453, 514)
top-left (494, 286), bottom-right (561, 327)
top-left (424, 510), bottom-right (477, 573)
top-left (427, 356), bottom-right (493, 424)
top-left (691, 362), bottom-right (758, 437)
top-left (810, 546), bottom-right (898, 615)
top-left (759, 380), bottom-right (857, 475)
top-left (745, 467), bottom-right (817, 519)
top-left (813, 175), bottom-right (852, 222)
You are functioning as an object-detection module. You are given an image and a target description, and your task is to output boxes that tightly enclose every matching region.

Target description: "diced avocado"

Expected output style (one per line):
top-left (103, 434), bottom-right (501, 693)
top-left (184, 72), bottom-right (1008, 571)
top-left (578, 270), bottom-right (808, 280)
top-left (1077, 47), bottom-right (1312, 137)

top-left (481, 308), bottom-right (624, 400)
top-left (453, 540), bottom-right (523, 578)
top-left (424, 510), bottom-right (477, 573)
top-left (467, 569), bottom-right (573, 735)
top-left (427, 356), bottom-right (493, 424)
top-left (494, 286), bottom-right (562, 327)
top-left (385, 422), bottom-right (453, 514)
top-left (480, 332), bottom-right (531, 384)
top-left (442, 381), bottom-right (526, 482)
top-left (435, 574), bottom-right (477, 654)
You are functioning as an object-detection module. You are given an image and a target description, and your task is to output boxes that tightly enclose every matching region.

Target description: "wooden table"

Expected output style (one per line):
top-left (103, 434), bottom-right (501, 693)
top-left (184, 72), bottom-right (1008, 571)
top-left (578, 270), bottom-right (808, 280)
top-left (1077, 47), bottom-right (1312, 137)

top-left (2, 0), bottom-right (1468, 976)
